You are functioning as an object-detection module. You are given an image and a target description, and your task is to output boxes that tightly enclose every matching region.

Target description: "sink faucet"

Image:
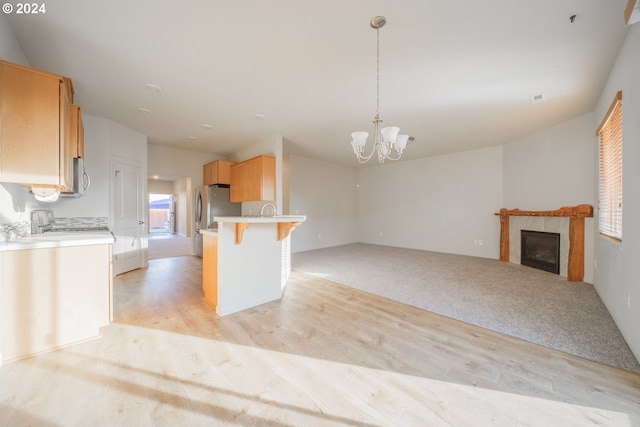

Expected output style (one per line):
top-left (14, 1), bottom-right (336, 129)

top-left (260, 203), bottom-right (276, 217)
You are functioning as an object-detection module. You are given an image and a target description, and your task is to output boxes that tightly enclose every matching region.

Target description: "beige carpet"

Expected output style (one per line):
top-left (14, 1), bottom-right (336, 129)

top-left (148, 233), bottom-right (193, 260)
top-left (292, 243), bottom-right (640, 374)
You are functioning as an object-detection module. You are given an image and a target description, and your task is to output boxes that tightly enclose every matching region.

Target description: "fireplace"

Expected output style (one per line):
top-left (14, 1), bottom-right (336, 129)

top-left (520, 230), bottom-right (560, 274)
top-left (495, 205), bottom-right (593, 281)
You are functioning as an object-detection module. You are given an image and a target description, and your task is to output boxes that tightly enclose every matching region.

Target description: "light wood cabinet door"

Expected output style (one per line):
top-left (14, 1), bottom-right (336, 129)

top-left (203, 160), bottom-right (236, 186)
top-left (59, 78), bottom-right (73, 190)
top-left (1, 244), bottom-right (111, 361)
top-left (70, 104), bottom-right (84, 158)
top-left (229, 155), bottom-right (276, 202)
top-left (0, 60), bottom-right (76, 192)
top-left (202, 234), bottom-right (218, 309)
top-left (0, 62), bottom-right (61, 186)
top-left (203, 162), bottom-right (215, 185)
top-left (229, 160), bottom-right (249, 202)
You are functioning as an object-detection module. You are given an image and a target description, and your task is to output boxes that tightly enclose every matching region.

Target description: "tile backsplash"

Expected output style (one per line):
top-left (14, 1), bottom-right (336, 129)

top-left (52, 217), bottom-right (109, 229)
top-left (0, 221), bottom-right (30, 242)
top-left (1, 216), bottom-right (109, 242)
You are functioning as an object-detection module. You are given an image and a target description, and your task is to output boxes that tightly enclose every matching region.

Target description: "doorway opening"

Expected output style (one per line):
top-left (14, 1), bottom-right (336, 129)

top-left (149, 193), bottom-right (175, 235)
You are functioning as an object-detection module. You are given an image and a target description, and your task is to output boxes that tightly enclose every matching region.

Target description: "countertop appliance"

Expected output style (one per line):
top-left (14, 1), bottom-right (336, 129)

top-left (194, 184), bottom-right (240, 256)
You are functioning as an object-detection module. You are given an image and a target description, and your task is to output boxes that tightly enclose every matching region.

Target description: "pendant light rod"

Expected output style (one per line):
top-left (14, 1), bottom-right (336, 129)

top-left (372, 16), bottom-right (384, 115)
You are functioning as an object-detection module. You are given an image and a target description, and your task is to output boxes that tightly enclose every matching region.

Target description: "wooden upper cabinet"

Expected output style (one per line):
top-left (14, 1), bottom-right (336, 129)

top-left (70, 104), bottom-right (84, 158)
top-left (1, 61), bottom-right (63, 187)
top-left (59, 78), bottom-right (73, 190)
top-left (0, 60), bottom-right (81, 192)
top-left (203, 160), bottom-right (236, 186)
top-left (229, 154), bottom-right (276, 203)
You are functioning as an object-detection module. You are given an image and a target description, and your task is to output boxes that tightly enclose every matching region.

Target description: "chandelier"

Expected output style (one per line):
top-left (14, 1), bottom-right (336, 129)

top-left (350, 16), bottom-right (412, 164)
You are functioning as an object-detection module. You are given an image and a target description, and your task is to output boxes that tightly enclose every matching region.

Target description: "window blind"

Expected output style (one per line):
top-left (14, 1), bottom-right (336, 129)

top-left (596, 91), bottom-right (623, 240)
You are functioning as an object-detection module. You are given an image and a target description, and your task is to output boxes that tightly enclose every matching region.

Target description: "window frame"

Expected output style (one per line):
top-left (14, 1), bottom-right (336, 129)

top-left (596, 91), bottom-right (623, 241)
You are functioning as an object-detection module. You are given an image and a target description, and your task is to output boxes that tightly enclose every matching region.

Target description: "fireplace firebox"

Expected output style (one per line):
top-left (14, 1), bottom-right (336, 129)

top-left (520, 230), bottom-right (560, 274)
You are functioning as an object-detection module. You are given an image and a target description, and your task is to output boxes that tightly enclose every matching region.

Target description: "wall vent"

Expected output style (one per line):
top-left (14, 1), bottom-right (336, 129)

top-left (531, 93), bottom-right (546, 105)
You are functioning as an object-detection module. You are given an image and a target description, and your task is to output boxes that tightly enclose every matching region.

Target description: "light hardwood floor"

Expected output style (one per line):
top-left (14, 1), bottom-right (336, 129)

top-left (1, 255), bottom-right (639, 426)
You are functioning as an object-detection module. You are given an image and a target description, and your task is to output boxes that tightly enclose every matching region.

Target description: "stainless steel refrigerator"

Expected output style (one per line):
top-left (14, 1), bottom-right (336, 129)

top-left (193, 184), bottom-right (240, 256)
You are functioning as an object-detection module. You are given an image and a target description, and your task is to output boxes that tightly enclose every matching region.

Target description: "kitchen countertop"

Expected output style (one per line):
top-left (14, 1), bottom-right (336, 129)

top-left (0, 231), bottom-right (115, 252)
top-left (213, 215), bottom-right (306, 223)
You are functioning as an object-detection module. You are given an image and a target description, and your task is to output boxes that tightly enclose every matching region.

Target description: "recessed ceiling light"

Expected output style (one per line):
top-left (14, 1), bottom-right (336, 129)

top-left (201, 124), bottom-right (213, 130)
top-left (138, 107), bottom-right (151, 114)
top-left (254, 114), bottom-right (266, 120)
top-left (188, 136), bottom-right (198, 141)
top-left (145, 83), bottom-right (162, 92)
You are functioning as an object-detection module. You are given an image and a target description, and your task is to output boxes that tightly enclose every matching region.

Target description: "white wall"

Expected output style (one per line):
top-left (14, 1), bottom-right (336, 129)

top-left (147, 144), bottom-right (219, 238)
top-left (0, 183), bottom-right (33, 225)
top-left (593, 23), bottom-right (640, 362)
top-left (229, 137), bottom-right (279, 163)
top-left (51, 115), bottom-right (111, 218)
top-left (503, 114), bottom-right (597, 210)
top-left (503, 113), bottom-right (596, 283)
top-left (290, 146), bottom-right (504, 258)
top-left (288, 155), bottom-right (359, 252)
top-left (148, 179), bottom-right (174, 194)
top-left (0, 14), bottom-right (33, 225)
top-left (109, 119), bottom-right (148, 163)
top-left (148, 144), bottom-right (218, 189)
top-left (0, 13), bottom-right (28, 66)
top-left (357, 146), bottom-right (503, 258)
top-left (51, 115), bottom-right (146, 219)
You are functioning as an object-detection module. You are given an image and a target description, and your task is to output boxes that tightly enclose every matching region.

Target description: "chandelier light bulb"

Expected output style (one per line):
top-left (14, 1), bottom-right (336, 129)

top-left (381, 126), bottom-right (399, 144)
top-left (395, 134), bottom-right (409, 153)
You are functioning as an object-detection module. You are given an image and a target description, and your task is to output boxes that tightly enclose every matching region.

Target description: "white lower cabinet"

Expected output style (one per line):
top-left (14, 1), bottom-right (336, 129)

top-left (1, 244), bottom-right (111, 361)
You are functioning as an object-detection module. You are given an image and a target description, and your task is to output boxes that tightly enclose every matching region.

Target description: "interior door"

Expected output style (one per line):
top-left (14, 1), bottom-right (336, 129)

top-left (112, 158), bottom-right (146, 275)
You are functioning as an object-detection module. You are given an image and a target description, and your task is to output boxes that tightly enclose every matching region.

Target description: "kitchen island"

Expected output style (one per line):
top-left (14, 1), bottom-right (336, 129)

top-left (201, 215), bottom-right (305, 316)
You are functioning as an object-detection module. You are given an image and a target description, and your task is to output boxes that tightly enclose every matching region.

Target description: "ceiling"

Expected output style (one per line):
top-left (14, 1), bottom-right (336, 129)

top-left (5, 0), bottom-right (631, 167)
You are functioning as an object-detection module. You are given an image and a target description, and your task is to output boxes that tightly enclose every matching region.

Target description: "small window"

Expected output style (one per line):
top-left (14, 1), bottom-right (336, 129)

top-left (596, 91), bottom-right (623, 240)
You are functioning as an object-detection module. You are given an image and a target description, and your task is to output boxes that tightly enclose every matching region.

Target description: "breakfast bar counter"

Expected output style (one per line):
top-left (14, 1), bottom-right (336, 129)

top-left (200, 215), bottom-right (305, 316)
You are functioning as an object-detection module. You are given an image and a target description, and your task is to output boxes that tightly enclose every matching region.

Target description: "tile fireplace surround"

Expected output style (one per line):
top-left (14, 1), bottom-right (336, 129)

top-left (494, 205), bottom-right (593, 282)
